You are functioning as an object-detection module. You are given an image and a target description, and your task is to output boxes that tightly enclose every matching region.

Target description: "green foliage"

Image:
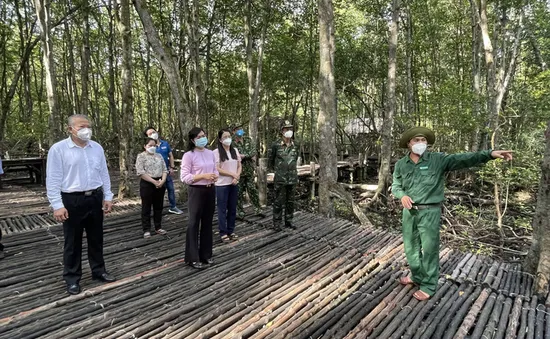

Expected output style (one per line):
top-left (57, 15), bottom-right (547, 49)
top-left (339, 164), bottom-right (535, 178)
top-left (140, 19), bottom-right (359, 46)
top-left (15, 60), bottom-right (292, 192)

top-left (452, 204), bottom-right (480, 220)
top-left (477, 128), bottom-right (545, 191)
top-left (0, 0), bottom-right (547, 190)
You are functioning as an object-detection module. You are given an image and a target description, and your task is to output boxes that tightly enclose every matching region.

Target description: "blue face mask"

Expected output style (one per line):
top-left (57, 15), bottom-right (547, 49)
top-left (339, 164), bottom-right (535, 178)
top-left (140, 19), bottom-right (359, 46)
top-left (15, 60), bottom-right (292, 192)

top-left (236, 129), bottom-right (245, 137)
top-left (195, 136), bottom-right (208, 148)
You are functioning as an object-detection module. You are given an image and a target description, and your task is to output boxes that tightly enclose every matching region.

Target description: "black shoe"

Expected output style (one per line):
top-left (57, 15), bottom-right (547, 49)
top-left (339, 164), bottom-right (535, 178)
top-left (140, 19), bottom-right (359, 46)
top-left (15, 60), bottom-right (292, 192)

top-left (285, 222), bottom-right (296, 230)
top-left (189, 262), bottom-right (204, 269)
top-left (0, 250), bottom-right (4, 260)
top-left (67, 283), bottom-right (81, 295)
top-left (92, 273), bottom-right (116, 282)
top-left (201, 258), bottom-right (214, 266)
top-left (272, 222), bottom-right (283, 231)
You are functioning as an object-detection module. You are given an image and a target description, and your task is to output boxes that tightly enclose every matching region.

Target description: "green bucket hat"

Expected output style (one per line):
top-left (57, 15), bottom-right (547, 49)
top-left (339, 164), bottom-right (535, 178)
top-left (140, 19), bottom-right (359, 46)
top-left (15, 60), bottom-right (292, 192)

top-left (399, 127), bottom-right (435, 148)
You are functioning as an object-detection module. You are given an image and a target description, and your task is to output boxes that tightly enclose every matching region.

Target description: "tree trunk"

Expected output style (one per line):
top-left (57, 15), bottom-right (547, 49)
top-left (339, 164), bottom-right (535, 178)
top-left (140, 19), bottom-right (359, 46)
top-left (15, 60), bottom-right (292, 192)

top-left (204, 0), bottom-right (217, 127)
top-left (317, 0), bottom-right (337, 217)
top-left (252, 3), bottom-right (267, 143)
top-left (134, 0), bottom-right (190, 135)
top-left (373, 0), bottom-right (399, 203)
top-left (184, 0), bottom-right (207, 125)
top-left (244, 0), bottom-right (268, 142)
top-left (107, 0), bottom-right (118, 147)
top-left (470, 0), bottom-right (481, 152)
top-left (34, 0), bottom-right (61, 144)
top-left (80, 1), bottom-right (90, 116)
top-left (63, 17), bottom-right (79, 115)
top-left (245, 0), bottom-right (254, 118)
top-left (117, 0), bottom-right (134, 199)
top-left (404, 4), bottom-right (415, 120)
top-left (0, 24), bottom-right (38, 141)
top-left (474, 0), bottom-right (523, 148)
top-left (473, 0), bottom-right (523, 233)
top-left (527, 29), bottom-right (548, 71)
top-left (476, 0), bottom-right (497, 149)
top-left (15, 0), bottom-right (33, 123)
top-left (525, 120), bottom-right (550, 296)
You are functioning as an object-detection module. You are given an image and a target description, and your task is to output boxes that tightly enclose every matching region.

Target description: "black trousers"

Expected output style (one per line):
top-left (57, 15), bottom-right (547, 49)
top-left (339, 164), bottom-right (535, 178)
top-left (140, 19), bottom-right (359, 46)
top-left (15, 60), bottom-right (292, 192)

top-left (140, 179), bottom-right (166, 232)
top-left (0, 228), bottom-right (4, 251)
top-left (61, 189), bottom-right (106, 285)
top-left (185, 185), bottom-right (215, 263)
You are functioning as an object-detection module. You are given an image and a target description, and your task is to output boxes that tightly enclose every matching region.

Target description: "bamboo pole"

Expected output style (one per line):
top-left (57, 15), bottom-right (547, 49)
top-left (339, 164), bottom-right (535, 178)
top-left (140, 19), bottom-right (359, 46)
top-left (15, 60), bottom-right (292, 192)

top-left (453, 287), bottom-right (492, 339)
top-left (505, 296), bottom-right (524, 339)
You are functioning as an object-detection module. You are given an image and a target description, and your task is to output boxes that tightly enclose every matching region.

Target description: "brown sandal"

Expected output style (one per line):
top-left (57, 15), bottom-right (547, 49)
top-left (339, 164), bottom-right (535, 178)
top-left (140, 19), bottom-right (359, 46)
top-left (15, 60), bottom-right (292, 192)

top-left (413, 290), bottom-right (431, 301)
top-left (399, 276), bottom-right (415, 285)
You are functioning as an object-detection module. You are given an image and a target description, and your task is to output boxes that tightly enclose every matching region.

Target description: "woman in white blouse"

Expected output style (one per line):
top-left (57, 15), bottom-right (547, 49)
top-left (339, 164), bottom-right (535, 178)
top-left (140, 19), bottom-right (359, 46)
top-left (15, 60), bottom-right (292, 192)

top-left (135, 138), bottom-right (168, 238)
top-left (213, 129), bottom-right (242, 242)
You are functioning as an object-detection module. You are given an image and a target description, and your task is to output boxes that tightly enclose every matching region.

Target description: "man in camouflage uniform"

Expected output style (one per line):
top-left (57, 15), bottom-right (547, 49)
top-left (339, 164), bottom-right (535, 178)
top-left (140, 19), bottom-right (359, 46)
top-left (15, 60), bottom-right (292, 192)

top-left (232, 125), bottom-right (262, 218)
top-left (268, 120), bottom-right (298, 230)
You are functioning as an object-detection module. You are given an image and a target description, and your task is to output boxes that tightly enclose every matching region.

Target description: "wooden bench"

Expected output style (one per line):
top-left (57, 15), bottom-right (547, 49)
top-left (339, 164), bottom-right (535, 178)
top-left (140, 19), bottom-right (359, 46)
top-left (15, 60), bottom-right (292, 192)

top-left (1, 157), bottom-right (46, 185)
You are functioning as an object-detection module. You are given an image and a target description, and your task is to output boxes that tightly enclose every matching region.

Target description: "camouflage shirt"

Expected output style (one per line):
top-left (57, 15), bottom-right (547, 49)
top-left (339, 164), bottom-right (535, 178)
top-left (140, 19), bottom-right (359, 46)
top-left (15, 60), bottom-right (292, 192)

top-left (268, 139), bottom-right (299, 185)
top-left (234, 136), bottom-right (256, 178)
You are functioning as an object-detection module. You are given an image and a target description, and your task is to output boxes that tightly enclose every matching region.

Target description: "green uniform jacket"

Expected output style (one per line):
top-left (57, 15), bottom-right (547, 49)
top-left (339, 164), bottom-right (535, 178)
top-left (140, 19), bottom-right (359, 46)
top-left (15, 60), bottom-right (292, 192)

top-left (268, 140), bottom-right (299, 185)
top-left (234, 136), bottom-right (256, 178)
top-left (392, 150), bottom-right (494, 204)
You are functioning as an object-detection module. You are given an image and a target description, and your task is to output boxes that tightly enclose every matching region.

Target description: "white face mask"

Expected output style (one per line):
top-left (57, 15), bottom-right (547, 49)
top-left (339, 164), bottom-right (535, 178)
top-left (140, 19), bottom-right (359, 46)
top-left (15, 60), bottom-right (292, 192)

top-left (146, 146), bottom-right (156, 154)
top-left (283, 130), bottom-right (293, 139)
top-left (411, 143), bottom-right (427, 156)
top-left (75, 127), bottom-right (92, 141)
top-left (150, 132), bottom-right (159, 140)
top-left (222, 138), bottom-right (232, 146)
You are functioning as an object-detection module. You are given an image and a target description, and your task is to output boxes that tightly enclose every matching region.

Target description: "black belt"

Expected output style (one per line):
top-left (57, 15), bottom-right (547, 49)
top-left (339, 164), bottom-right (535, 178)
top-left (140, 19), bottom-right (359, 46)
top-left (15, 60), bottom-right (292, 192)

top-left (62, 187), bottom-right (103, 196)
top-left (189, 184), bottom-right (214, 188)
top-left (411, 203), bottom-right (441, 210)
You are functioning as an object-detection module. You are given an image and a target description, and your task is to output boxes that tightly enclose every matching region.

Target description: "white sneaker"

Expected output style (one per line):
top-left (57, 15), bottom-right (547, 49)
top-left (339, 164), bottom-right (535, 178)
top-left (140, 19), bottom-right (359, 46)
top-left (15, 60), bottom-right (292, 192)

top-left (168, 207), bottom-right (183, 215)
top-left (143, 232), bottom-right (151, 238)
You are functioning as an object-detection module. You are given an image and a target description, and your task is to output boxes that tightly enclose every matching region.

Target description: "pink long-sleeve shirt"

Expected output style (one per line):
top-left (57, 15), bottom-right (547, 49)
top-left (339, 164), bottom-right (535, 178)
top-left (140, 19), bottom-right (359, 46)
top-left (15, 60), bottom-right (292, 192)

top-left (180, 148), bottom-right (219, 185)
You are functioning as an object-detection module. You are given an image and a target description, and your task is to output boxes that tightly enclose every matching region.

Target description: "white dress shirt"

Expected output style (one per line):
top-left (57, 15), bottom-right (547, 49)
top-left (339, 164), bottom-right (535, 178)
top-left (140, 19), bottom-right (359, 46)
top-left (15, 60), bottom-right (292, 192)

top-left (46, 137), bottom-right (114, 210)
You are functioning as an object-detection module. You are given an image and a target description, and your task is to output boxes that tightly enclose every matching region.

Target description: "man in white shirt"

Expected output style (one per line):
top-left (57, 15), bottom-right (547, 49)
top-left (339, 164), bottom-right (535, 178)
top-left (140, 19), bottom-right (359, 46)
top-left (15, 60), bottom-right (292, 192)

top-left (46, 114), bottom-right (116, 295)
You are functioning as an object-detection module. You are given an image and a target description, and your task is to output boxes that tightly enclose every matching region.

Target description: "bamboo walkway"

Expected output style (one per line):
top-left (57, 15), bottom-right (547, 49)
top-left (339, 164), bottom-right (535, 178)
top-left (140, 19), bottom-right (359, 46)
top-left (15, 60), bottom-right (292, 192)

top-left (0, 184), bottom-right (549, 338)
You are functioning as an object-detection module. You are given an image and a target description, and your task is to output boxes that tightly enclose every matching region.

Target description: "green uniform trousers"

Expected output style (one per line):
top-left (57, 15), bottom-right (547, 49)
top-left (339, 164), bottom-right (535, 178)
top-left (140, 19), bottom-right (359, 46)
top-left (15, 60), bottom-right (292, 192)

top-left (237, 175), bottom-right (261, 216)
top-left (402, 206), bottom-right (441, 296)
top-left (273, 184), bottom-right (295, 226)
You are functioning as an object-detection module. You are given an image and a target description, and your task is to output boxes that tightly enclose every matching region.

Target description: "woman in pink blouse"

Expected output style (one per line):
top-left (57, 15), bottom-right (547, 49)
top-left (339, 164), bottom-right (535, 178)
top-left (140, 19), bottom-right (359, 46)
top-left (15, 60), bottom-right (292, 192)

top-left (213, 129), bottom-right (242, 243)
top-left (180, 127), bottom-right (218, 269)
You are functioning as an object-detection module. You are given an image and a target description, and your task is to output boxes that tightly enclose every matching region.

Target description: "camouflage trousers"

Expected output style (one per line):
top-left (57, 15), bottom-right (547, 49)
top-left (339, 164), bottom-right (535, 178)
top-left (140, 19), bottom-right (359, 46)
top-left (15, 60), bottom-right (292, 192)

top-left (273, 184), bottom-right (295, 226)
top-left (237, 175), bottom-right (261, 216)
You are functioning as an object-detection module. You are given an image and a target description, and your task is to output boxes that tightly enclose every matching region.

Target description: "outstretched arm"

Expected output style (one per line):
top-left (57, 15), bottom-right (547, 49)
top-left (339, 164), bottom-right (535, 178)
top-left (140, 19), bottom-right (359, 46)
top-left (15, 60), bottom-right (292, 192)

top-left (442, 150), bottom-right (512, 171)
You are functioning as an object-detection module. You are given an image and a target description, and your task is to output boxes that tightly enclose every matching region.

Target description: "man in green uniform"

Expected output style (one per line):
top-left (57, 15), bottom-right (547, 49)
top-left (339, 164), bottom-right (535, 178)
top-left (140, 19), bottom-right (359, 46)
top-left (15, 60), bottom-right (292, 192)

top-left (232, 125), bottom-right (263, 218)
top-left (392, 127), bottom-right (513, 300)
top-left (268, 120), bottom-right (299, 230)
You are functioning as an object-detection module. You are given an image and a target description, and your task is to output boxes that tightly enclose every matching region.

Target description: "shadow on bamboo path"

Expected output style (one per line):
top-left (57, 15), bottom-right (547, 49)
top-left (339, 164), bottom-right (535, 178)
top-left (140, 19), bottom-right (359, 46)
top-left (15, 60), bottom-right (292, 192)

top-left (0, 197), bottom-right (547, 338)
